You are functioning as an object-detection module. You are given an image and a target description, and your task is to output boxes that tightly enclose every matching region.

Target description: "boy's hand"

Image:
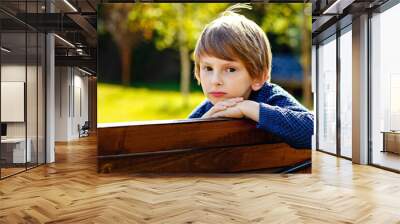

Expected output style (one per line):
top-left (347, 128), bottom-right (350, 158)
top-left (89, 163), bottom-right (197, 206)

top-left (210, 103), bottom-right (244, 119)
top-left (210, 100), bottom-right (260, 122)
top-left (201, 97), bottom-right (243, 119)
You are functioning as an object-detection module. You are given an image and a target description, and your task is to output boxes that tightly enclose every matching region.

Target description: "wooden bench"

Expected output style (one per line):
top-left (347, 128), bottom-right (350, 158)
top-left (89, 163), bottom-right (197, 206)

top-left (97, 118), bottom-right (311, 173)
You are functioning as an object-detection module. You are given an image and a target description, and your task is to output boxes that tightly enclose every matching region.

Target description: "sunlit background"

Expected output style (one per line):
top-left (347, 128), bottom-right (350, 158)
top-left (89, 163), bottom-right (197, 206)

top-left (97, 3), bottom-right (312, 123)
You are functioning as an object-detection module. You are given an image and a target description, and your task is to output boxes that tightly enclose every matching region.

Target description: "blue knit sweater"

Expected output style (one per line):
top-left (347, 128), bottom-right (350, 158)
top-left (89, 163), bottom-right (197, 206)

top-left (188, 82), bottom-right (314, 149)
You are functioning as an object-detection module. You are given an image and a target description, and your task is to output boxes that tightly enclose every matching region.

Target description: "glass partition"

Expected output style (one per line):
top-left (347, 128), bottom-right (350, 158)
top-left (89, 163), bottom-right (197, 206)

top-left (1, 30), bottom-right (28, 177)
top-left (38, 32), bottom-right (45, 165)
top-left (27, 29), bottom-right (38, 169)
top-left (0, 1), bottom-right (46, 179)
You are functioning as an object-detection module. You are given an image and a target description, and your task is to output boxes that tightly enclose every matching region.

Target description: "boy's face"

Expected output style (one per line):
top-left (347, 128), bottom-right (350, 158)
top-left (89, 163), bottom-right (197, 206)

top-left (199, 55), bottom-right (261, 105)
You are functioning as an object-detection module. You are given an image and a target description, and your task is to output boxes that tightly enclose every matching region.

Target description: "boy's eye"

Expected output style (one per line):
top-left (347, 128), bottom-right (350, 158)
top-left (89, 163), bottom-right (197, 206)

top-left (203, 66), bottom-right (213, 71)
top-left (226, 67), bottom-right (236, 73)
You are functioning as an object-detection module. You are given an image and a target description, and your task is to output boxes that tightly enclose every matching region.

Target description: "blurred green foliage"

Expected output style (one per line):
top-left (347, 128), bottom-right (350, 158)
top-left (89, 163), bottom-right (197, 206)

top-left (146, 3), bottom-right (229, 50)
top-left (262, 4), bottom-right (312, 54)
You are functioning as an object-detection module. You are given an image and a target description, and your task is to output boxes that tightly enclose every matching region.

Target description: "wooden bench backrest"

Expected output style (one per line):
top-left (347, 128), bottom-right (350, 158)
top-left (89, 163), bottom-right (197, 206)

top-left (97, 118), bottom-right (311, 173)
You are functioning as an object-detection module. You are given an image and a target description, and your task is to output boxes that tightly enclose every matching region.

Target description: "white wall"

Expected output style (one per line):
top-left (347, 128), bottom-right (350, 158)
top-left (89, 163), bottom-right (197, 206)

top-left (55, 66), bottom-right (69, 141)
top-left (55, 67), bottom-right (89, 141)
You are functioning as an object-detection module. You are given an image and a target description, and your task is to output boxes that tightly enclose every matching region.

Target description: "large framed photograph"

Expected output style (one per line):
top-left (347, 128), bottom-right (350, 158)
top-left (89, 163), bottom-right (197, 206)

top-left (97, 2), bottom-right (313, 174)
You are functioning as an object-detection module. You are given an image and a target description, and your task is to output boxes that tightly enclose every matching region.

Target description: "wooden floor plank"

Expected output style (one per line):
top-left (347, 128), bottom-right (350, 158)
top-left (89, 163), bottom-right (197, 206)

top-left (0, 136), bottom-right (400, 223)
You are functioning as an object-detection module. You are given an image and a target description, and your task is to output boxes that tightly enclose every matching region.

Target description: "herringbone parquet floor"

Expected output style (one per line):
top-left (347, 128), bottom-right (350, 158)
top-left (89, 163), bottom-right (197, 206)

top-left (1, 136), bottom-right (400, 224)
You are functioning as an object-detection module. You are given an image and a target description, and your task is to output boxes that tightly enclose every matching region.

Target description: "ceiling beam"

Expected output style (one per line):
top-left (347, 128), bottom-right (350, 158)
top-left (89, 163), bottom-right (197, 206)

top-left (322, 0), bottom-right (356, 15)
top-left (55, 55), bottom-right (96, 73)
top-left (67, 13), bottom-right (97, 46)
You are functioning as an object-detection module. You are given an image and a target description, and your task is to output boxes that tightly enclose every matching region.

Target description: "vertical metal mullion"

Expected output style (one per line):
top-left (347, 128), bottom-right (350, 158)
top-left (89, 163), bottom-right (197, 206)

top-left (315, 45), bottom-right (319, 151)
top-left (25, 0), bottom-right (28, 171)
top-left (72, 68), bottom-right (75, 118)
top-left (367, 10), bottom-right (373, 165)
top-left (36, 0), bottom-right (39, 167)
top-left (68, 69), bottom-right (71, 118)
top-left (44, 0), bottom-right (47, 165)
top-left (60, 67), bottom-right (62, 117)
top-left (336, 24), bottom-right (341, 157)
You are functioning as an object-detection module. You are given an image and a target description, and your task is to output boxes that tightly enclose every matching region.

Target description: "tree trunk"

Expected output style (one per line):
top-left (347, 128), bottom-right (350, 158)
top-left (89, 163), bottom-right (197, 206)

top-left (177, 4), bottom-right (190, 108)
top-left (180, 45), bottom-right (190, 108)
top-left (301, 5), bottom-right (312, 109)
top-left (120, 45), bottom-right (132, 86)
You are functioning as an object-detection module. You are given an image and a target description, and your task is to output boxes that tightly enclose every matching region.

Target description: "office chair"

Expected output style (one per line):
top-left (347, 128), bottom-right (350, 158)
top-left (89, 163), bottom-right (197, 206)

top-left (79, 121), bottom-right (90, 138)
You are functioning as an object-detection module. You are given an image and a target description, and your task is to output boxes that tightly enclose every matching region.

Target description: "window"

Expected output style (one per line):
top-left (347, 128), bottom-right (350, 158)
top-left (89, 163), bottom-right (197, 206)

top-left (317, 35), bottom-right (337, 154)
top-left (339, 27), bottom-right (352, 158)
top-left (371, 3), bottom-right (400, 171)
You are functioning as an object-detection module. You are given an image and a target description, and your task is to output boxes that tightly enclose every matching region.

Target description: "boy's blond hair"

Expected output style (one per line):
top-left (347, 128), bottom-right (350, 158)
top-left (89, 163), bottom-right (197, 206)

top-left (193, 4), bottom-right (272, 83)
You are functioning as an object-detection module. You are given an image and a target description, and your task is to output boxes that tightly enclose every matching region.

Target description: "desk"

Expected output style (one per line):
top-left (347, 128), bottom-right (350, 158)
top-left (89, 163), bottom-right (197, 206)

top-left (1, 138), bottom-right (31, 163)
top-left (382, 131), bottom-right (400, 154)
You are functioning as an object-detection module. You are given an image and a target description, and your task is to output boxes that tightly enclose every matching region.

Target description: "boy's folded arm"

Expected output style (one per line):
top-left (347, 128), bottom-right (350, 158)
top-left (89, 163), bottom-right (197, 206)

top-left (256, 103), bottom-right (314, 149)
top-left (188, 99), bottom-right (212, 119)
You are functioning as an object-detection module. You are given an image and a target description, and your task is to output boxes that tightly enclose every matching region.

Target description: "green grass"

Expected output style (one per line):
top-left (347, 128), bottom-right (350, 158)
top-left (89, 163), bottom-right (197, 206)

top-left (98, 83), bottom-right (205, 123)
top-left (130, 81), bottom-right (203, 92)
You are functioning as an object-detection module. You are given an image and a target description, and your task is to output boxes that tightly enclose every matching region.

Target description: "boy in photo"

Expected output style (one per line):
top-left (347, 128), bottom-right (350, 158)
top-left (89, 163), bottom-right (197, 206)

top-left (189, 5), bottom-right (314, 149)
